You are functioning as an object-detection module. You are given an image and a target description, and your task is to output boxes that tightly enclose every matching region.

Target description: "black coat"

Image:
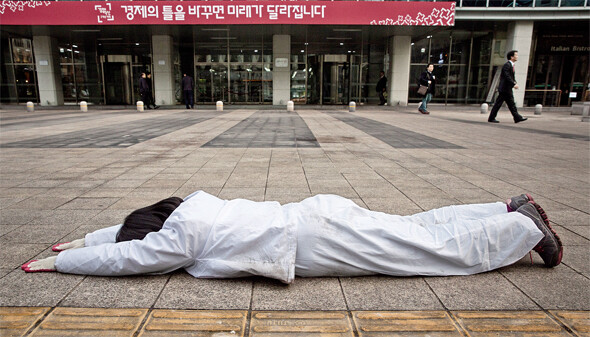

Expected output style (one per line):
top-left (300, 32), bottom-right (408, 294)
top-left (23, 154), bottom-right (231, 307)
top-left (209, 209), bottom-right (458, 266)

top-left (419, 71), bottom-right (436, 94)
top-left (376, 76), bottom-right (387, 93)
top-left (182, 75), bottom-right (194, 91)
top-left (139, 77), bottom-right (150, 94)
top-left (498, 61), bottom-right (517, 94)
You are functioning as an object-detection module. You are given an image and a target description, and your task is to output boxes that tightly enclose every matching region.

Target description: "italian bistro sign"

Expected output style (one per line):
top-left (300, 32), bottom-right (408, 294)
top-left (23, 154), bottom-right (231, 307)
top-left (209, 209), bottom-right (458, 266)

top-left (1, 1), bottom-right (455, 26)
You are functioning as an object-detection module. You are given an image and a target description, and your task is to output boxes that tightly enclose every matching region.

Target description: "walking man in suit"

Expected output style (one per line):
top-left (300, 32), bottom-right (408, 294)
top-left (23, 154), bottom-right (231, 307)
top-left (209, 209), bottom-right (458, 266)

top-left (488, 50), bottom-right (527, 124)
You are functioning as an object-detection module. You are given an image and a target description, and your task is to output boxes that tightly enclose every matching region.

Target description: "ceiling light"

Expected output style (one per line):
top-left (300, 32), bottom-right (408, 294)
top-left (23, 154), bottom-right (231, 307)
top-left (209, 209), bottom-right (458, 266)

top-left (340, 43), bottom-right (344, 46)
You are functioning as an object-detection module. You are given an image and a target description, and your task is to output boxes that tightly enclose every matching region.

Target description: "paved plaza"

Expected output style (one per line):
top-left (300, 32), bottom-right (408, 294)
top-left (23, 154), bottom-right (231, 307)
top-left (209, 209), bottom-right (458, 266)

top-left (0, 105), bottom-right (588, 336)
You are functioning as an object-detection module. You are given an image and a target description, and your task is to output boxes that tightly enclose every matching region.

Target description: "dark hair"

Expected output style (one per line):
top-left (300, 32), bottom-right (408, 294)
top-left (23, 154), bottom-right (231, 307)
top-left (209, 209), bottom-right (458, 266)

top-left (116, 197), bottom-right (183, 242)
top-left (427, 63), bottom-right (434, 68)
top-left (507, 50), bottom-right (518, 60)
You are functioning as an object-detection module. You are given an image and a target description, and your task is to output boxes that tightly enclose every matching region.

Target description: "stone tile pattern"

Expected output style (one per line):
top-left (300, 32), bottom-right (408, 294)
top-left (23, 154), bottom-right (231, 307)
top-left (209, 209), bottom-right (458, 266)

top-left (202, 110), bottom-right (320, 148)
top-left (328, 111), bottom-right (464, 149)
top-left (1, 112), bottom-right (222, 148)
top-left (0, 107), bottom-right (588, 312)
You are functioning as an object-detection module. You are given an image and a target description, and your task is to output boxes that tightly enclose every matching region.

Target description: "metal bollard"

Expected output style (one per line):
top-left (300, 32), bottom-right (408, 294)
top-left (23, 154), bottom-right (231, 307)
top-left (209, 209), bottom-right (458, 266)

top-left (480, 103), bottom-right (488, 114)
top-left (349, 101), bottom-right (356, 112)
top-left (26, 101), bottom-right (34, 112)
top-left (79, 101), bottom-right (88, 112)
top-left (535, 104), bottom-right (542, 115)
top-left (216, 101), bottom-right (223, 111)
top-left (287, 100), bottom-right (294, 112)
top-left (137, 101), bottom-right (144, 112)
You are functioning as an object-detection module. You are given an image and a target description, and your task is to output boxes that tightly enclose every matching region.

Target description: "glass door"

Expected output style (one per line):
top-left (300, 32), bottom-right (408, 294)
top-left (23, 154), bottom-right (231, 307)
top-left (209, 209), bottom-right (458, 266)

top-left (195, 64), bottom-right (228, 103)
top-left (322, 55), bottom-right (350, 105)
top-left (103, 61), bottom-right (131, 105)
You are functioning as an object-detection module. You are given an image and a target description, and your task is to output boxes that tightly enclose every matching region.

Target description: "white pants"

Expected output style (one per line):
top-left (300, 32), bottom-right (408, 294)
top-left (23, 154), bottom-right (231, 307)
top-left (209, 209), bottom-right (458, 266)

top-left (294, 201), bottom-right (543, 277)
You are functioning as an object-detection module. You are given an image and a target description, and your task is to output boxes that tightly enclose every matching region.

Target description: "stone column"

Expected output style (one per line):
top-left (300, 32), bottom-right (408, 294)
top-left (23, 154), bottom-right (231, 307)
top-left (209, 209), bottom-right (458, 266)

top-left (32, 36), bottom-right (63, 106)
top-left (273, 35), bottom-right (291, 106)
top-left (388, 35), bottom-right (412, 106)
top-left (506, 21), bottom-right (534, 108)
top-left (152, 35), bottom-right (175, 105)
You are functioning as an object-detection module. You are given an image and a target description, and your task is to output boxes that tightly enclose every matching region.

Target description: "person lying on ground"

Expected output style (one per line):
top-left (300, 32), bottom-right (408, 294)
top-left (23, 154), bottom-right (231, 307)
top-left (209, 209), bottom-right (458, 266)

top-left (22, 191), bottom-right (563, 284)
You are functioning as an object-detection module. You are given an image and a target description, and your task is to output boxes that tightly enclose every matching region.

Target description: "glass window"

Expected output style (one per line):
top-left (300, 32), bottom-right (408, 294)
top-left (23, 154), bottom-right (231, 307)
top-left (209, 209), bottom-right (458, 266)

top-left (460, 0), bottom-right (488, 6)
top-left (559, 0), bottom-right (585, 5)
top-left (11, 38), bottom-right (33, 64)
top-left (451, 32), bottom-right (472, 65)
top-left (468, 65), bottom-right (491, 103)
top-left (534, 0), bottom-right (559, 5)
top-left (446, 65), bottom-right (469, 102)
top-left (429, 34), bottom-right (450, 66)
top-left (411, 39), bottom-right (429, 64)
top-left (14, 65), bottom-right (37, 101)
top-left (488, 0), bottom-right (514, 6)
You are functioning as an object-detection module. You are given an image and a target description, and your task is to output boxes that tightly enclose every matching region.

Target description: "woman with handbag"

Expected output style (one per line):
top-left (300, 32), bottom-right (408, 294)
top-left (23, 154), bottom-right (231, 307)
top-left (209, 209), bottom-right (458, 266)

top-left (418, 64), bottom-right (436, 114)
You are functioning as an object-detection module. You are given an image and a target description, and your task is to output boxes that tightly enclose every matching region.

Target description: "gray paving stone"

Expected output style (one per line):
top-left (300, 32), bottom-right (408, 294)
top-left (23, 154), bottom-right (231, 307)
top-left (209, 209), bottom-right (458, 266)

top-left (1, 224), bottom-right (80, 244)
top-left (57, 197), bottom-right (119, 210)
top-left (0, 107), bottom-right (588, 311)
top-left (60, 274), bottom-right (169, 308)
top-left (425, 272), bottom-right (539, 310)
top-left (0, 225), bottom-right (21, 237)
top-left (501, 267), bottom-right (590, 310)
top-left (560, 245), bottom-right (590, 275)
top-left (0, 268), bottom-right (12, 278)
top-left (252, 277), bottom-right (346, 310)
top-left (156, 273), bottom-right (252, 310)
top-left (7, 196), bottom-right (72, 210)
top-left (0, 209), bottom-right (45, 225)
top-left (27, 209), bottom-right (102, 226)
top-left (341, 276), bottom-right (443, 310)
top-left (0, 270), bottom-right (84, 307)
top-left (566, 226), bottom-right (590, 240)
top-left (0, 242), bottom-right (49, 269)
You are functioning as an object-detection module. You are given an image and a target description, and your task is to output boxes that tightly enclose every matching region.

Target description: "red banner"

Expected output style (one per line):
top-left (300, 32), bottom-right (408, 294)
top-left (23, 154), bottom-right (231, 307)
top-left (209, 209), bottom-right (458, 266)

top-left (0, 1), bottom-right (455, 26)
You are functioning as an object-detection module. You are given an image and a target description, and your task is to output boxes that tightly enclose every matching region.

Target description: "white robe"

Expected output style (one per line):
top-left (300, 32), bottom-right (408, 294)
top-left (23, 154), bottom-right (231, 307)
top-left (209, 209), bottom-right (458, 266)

top-left (55, 191), bottom-right (543, 284)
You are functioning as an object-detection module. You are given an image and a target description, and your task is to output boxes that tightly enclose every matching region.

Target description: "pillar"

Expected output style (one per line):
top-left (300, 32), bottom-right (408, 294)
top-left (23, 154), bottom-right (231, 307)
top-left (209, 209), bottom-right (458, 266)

top-left (32, 36), bottom-right (63, 106)
top-left (152, 35), bottom-right (175, 105)
top-left (273, 35), bottom-right (291, 106)
top-left (388, 35), bottom-right (412, 106)
top-left (506, 21), bottom-right (534, 108)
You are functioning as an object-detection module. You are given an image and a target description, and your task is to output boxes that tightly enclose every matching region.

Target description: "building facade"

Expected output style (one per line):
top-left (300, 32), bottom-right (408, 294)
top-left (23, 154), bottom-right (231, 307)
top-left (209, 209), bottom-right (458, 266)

top-left (1, 0), bottom-right (588, 107)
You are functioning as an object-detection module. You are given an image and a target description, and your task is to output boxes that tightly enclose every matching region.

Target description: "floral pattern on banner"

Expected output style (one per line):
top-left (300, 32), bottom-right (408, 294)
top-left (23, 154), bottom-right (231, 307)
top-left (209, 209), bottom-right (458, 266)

top-left (370, 3), bottom-right (455, 26)
top-left (0, 1), bottom-right (51, 15)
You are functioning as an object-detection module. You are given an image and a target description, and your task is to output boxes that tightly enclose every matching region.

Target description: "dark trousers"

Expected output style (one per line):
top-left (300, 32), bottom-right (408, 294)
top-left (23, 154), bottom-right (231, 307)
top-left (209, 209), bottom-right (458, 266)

top-left (378, 91), bottom-right (386, 105)
top-left (140, 93), bottom-right (150, 107)
top-left (147, 92), bottom-right (156, 107)
top-left (184, 90), bottom-right (194, 108)
top-left (489, 91), bottom-right (521, 121)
